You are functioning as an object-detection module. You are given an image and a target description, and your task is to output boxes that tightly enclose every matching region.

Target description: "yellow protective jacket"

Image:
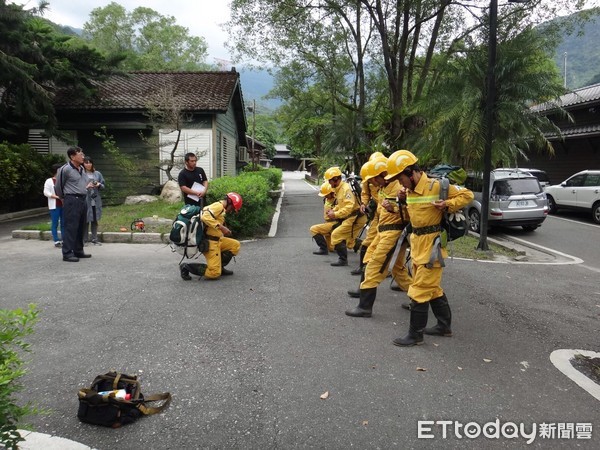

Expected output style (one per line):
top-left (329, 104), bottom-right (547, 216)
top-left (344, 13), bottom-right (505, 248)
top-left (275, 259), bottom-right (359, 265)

top-left (323, 199), bottom-right (336, 221)
top-left (361, 180), bottom-right (380, 206)
top-left (332, 181), bottom-right (359, 219)
top-left (201, 200), bottom-right (227, 238)
top-left (378, 180), bottom-right (409, 227)
top-left (406, 173), bottom-right (474, 265)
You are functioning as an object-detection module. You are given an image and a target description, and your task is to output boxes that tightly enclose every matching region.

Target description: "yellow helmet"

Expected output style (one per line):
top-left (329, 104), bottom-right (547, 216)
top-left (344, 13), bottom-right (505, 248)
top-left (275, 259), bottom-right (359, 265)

top-left (318, 181), bottom-right (334, 197)
top-left (359, 161), bottom-right (370, 180)
top-left (385, 150), bottom-right (418, 179)
top-left (369, 151), bottom-right (384, 161)
top-left (364, 156), bottom-right (388, 181)
top-left (324, 166), bottom-right (342, 181)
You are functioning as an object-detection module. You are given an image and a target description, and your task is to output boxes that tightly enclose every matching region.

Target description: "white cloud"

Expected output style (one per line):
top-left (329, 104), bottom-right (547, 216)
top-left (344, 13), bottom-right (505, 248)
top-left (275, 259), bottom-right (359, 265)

top-left (10, 0), bottom-right (232, 62)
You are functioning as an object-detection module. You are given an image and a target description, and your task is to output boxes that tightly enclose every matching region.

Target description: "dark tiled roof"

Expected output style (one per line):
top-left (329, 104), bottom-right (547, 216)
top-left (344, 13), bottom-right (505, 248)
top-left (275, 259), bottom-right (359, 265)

top-left (544, 123), bottom-right (600, 139)
top-left (54, 71), bottom-right (241, 111)
top-left (532, 83), bottom-right (600, 113)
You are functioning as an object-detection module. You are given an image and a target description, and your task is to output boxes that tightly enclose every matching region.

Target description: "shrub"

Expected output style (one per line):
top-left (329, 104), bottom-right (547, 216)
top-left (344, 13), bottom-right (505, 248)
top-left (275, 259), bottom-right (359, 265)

top-left (241, 166), bottom-right (282, 191)
top-left (0, 305), bottom-right (39, 450)
top-left (206, 173), bottom-right (273, 238)
top-left (0, 142), bottom-right (64, 213)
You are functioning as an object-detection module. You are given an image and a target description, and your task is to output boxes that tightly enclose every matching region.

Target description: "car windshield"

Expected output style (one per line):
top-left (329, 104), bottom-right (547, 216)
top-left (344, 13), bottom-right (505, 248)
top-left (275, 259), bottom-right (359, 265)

top-left (492, 178), bottom-right (541, 196)
top-left (530, 171), bottom-right (550, 183)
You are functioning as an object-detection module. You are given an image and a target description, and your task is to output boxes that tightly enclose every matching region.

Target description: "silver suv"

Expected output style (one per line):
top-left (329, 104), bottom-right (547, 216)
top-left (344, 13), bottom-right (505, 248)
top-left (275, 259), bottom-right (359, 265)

top-left (493, 168), bottom-right (551, 188)
top-left (465, 171), bottom-right (548, 232)
top-left (544, 170), bottom-right (600, 224)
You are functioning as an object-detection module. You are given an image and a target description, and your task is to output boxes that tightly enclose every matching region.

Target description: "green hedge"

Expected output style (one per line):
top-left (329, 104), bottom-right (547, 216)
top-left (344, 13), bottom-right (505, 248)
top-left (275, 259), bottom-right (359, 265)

top-left (241, 166), bottom-right (282, 191)
top-left (0, 142), bottom-right (65, 213)
top-left (205, 172), bottom-right (274, 238)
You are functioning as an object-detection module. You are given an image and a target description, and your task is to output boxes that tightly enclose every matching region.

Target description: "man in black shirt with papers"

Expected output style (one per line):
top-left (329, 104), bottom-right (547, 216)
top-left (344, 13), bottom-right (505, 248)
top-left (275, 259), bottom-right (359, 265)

top-left (178, 153), bottom-right (209, 207)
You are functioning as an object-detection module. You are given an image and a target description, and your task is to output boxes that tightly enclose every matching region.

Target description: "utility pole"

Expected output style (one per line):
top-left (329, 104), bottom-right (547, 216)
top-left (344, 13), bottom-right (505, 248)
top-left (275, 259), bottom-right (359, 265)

top-left (563, 52), bottom-right (567, 88)
top-left (247, 99), bottom-right (257, 170)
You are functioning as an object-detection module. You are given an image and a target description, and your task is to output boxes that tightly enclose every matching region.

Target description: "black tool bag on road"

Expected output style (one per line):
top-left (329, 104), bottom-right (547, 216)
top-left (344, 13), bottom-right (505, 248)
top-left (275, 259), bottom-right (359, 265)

top-left (77, 371), bottom-right (171, 428)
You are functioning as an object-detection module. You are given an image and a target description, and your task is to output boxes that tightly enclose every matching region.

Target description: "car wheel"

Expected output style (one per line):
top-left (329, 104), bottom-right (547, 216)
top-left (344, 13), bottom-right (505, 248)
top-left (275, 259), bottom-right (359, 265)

top-left (522, 225), bottom-right (538, 232)
top-left (593, 202), bottom-right (600, 225)
top-left (547, 195), bottom-right (557, 213)
top-left (468, 208), bottom-right (481, 233)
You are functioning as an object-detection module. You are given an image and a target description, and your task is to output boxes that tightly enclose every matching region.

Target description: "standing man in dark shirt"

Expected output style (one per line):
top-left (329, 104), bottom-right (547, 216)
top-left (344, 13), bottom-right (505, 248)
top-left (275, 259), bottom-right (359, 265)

top-left (178, 153), bottom-right (209, 207)
top-left (55, 146), bottom-right (93, 262)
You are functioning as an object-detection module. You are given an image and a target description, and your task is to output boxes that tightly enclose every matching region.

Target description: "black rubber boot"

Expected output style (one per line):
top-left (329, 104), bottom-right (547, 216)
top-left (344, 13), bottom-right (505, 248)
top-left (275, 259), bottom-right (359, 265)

top-left (180, 263), bottom-right (191, 280)
top-left (353, 238), bottom-right (362, 252)
top-left (221, 250), bottom-right (234, 276)
top-left (345, 288), bottom-right (377, 317)
top-left (347, 270), bottom-right (365, 298)
top-left (424, 294), bottom-right (452, 337)
top-left (187, 263), bottom-right (207, 277)
top-left (350, 245), bottom-right (367, 275)
top-left (330, 242), bottom-right (348, 266)
top-left (312, 234), bottom-right (329, 255)
top-left (401, 303), bottom-right (411, 311)
top-left (392, 301), bottom-right (429, 346)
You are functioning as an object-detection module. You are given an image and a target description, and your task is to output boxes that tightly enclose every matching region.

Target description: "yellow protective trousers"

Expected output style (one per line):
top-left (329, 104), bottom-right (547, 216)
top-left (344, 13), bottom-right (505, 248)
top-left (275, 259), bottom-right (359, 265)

top-left (390, 239), bottom-right (412, 291)
top-left (361, 210), bottom-right (379, 249)
top-left (407, 261), bottom-right (444, 303)
top-left (203, 236), bottom-right (240, 279)
top-left (331, 213), bottom-right (363, 247)
top-left (361, 230), bottom-right (404, 289)
top-left (309, 222), bottom-right (337, 251)
top-left (347, 213), bottom-right (367, 249)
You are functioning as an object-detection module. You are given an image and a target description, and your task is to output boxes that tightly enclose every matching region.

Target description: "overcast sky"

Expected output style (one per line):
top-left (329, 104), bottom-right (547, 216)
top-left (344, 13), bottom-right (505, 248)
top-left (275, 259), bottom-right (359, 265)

top-left (12, 0), bottom-right (233, 63)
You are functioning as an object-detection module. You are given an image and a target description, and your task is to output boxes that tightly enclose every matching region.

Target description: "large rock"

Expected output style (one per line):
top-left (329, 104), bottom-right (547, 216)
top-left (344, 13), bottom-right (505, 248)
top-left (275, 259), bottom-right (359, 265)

top-left (160, 180), bottom-right (183, 204)
top-left (124, 195), bottom-right (159, 205)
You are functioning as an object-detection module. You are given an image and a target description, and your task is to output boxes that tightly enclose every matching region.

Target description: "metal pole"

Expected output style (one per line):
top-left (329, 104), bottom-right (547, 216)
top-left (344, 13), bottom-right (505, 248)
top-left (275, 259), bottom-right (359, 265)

top-left (563, 52), bottom-right (567, 88)
top-left (477, 0), bottom-right (497, 251)
top-left (252, 99), bottom-right (256, 169)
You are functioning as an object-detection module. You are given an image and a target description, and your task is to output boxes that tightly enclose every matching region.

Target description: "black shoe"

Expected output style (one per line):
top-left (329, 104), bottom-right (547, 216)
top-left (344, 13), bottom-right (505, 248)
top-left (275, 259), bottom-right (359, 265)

top-left (423, 325), bottom-right (453, 337)
top-left (401, 302), bottom-right (411, 311)
top-left (345, 307), bottom-right (372, 318)
top-left (63, 255), bottom-right (79, 262)
top-left (350, 266), bottom-right (363, 275)
top-left (347, 289), bottom-right (360, 298)
top-left (392, 333), bottom-right (424, 346)
top-left (180, 264), bottom-right (192, 280)
top-left (221, 268), bottom-right (234, 276)
top-left (313, 248), bottom-right (329, 255)
top-left (330, 259), bottom-right (348, 267)
top-left (74, 253), bottom-right (92, 258)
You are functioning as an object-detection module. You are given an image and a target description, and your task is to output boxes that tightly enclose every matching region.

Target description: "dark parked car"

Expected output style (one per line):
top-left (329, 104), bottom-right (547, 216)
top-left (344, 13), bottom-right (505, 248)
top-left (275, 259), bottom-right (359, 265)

top-left (544, 170), bottom-right (600, 224)
top-left (465, 170), bottom-right (548, 232)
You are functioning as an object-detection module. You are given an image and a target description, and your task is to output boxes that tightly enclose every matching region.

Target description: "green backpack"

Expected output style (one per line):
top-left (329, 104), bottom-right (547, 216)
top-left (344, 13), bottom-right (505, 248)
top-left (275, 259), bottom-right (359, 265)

top-left (169, 204), bottom-right (207, 258)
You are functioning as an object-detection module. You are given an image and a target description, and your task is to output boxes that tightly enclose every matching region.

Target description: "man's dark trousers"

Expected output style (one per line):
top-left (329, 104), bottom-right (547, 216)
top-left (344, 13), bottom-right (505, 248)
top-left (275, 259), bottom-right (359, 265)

top-left (62, 195), bottom-right (87, 257)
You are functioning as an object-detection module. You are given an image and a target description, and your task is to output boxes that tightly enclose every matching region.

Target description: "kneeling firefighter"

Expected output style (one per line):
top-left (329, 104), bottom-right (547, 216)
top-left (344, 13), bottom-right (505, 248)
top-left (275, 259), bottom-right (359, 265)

top-left (310, 182), bottom-right (337, 255)
top-left (385, 150), bottom-right (473, 346)
top-left (180, 192), bottom-right (243, 280)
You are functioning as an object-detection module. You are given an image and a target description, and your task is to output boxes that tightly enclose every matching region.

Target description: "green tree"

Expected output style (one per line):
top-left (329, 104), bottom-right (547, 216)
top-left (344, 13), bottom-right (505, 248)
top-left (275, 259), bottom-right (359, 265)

top-left (0, 0), bottom-right (121, 143)
top-left (83, 2), bottom-right (210, 71)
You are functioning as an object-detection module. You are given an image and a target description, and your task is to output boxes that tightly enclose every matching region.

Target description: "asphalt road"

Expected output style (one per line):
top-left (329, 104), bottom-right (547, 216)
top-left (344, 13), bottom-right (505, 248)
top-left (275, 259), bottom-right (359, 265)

top-left (2, 172), bottom-right (599, 449)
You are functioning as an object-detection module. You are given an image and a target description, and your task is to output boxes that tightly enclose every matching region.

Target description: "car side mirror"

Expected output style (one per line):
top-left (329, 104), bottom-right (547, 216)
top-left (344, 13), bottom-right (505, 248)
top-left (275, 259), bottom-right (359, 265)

top-left (561, 182), bottom-right (567, 187)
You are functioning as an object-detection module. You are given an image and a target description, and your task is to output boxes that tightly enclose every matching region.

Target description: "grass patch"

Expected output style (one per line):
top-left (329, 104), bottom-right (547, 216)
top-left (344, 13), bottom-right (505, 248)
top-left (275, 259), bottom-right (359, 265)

top-left (447, 234), bottom-right (522, 260)
top-left (23, 200), bottom-right (182, 234)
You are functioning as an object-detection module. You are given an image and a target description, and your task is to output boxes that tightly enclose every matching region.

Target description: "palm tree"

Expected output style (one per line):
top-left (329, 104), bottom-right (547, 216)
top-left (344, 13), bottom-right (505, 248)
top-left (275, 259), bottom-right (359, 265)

top-left (411, 27), bottom-right (565, 169)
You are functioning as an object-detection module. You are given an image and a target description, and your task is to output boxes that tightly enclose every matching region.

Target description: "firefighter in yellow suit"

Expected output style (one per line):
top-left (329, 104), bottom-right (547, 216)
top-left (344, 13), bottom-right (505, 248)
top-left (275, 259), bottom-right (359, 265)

top-left (324, 167), bottom-right (365, 267)
top-left (310, 182), bottom-right (337, 255)
top-left (345, 156), bottom-right (412, 318)
top-left (385, 150), bottom-right (473, 346)
top-left (350, 153), bottom-right (384, 276)
top-left (180, 192), bottom-right (242, 280)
